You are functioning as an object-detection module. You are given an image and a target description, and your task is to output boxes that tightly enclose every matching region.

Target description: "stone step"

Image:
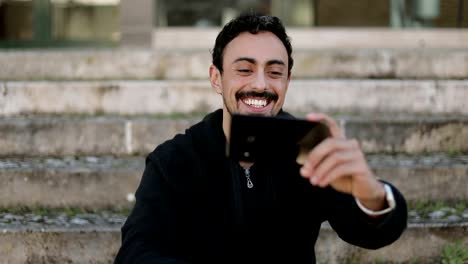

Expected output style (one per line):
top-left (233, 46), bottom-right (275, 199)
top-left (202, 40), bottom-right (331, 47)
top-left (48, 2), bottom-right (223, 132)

top-left (316, 222), bottom-right (468, 264)
top-left (0, 154), bottom-right (466, 208)
top-left (151, 28), bottom-right (468, 50)
top-left (1, 115), bottom-right (467, 156)
top-left (0, 156), bottom-right (143, 209)
top-left (2, 79), bottom-right (468, 116)
top-left (368, 154), bottom-right (468, 203)
top-left (1, 48), bottom-right (468, 80)
top-left (0, 226), bottom-right (120, 264)
top-left (0, 219), bottom-right (466, 264)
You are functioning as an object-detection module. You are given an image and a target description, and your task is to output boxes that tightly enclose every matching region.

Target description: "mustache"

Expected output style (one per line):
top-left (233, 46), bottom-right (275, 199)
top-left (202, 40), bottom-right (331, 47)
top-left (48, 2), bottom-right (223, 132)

top-left (235, 90), bottom-right (278, 101)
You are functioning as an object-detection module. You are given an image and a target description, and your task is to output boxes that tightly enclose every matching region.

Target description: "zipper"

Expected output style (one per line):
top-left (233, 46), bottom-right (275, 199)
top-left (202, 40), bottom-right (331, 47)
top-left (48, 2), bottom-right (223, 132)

top-left (229, 160), bottom-right (243, 225)
top-left (244, 168), bottom-right (254, 189)
top-left (229, 161), bottom-right (254, 226)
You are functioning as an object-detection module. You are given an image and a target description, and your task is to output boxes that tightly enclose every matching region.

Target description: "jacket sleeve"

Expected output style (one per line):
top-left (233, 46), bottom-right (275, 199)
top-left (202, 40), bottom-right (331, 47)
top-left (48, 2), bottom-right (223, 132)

top-left (324, 181), bottom-right (408, 250)
top-left (114, 154), bottom-right (191, 264)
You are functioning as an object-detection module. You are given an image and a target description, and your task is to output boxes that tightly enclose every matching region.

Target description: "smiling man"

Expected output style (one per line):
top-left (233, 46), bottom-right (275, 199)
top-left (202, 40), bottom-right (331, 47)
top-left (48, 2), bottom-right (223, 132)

top-left (115, 14), bottom-right (407, 264)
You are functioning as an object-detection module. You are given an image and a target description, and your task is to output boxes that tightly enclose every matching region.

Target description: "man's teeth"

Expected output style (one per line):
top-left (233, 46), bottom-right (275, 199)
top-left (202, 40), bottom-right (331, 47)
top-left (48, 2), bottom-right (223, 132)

top-left (243, 98), bottom-right (267, 108)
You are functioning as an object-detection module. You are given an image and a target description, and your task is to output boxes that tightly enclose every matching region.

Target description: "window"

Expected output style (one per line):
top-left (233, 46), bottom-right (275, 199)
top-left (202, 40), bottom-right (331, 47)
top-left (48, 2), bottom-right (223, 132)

top-left (0, 0), bottom-right (119, 47)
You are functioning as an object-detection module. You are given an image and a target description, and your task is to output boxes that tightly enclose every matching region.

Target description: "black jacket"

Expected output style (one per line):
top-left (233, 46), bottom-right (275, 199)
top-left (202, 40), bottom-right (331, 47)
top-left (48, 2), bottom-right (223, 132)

top-left (115, 109), bottom-right (407, 264)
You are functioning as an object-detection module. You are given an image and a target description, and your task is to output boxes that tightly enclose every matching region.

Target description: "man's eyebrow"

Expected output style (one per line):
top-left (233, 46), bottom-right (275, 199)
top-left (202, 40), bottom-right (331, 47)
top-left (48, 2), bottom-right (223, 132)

top-left (266, 59), bottom-right (286, 67)
top-left (233, 57), bottom-right (286, 67)
top-left (233, 57), bottom-right (256, 64)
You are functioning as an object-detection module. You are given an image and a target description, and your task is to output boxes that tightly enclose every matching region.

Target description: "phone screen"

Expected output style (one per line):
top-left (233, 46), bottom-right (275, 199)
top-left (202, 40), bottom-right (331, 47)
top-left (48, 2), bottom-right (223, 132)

top-left (228, 114), bottom-right (330, 163)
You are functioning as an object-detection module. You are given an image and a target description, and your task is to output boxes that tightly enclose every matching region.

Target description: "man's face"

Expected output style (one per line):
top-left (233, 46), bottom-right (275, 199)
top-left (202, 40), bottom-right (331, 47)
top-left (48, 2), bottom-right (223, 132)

top-left (211, 31), bottom-right (290, 117)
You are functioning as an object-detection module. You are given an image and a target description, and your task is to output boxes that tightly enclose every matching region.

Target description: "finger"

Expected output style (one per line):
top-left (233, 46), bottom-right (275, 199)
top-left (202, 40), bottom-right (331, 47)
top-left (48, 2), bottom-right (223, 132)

top-left (317, 161), bottom-right (368, 188)
top-left (300, 159), bottom-right (312, 177)
top-left (305, 138), bottom-right (356, 170)
top-left (313, 140), bottom-right (364, 186)
top-left (306, 112), bottom-right (343, 138)
top-left (300, 156), bottom-right (319, 178)
top-left (310, 149), bottom-right (357, 185)
top-left (300, 165), bottom-right (311, 178)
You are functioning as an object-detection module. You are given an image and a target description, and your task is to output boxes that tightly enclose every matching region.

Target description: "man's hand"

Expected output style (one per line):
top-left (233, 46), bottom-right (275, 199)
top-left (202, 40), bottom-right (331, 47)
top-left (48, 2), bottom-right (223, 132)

top-left (299, 113), bottom-right (386, 211)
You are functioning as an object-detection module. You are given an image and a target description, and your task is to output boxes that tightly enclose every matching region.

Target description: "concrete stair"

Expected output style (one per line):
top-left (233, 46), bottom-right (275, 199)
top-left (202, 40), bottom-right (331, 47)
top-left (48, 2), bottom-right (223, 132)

top-left (1, 45), bottom-right (467, 263)
top-left (316, 222), bottom-right (468, 264)
top-left (0, 226), bottom-right (120, 264)
top-left (0, 114), bottom-right (467, 156)
top-left (2, 80), bottom-right (468, 115)
top-left (0, 222), bottom-right (466, 264)
top-left (0, 154), bottom-right (466, 209)
top-left (0, 156), bottom-right (143, 209)
top-left (1, 49), bottom-right (468, 80)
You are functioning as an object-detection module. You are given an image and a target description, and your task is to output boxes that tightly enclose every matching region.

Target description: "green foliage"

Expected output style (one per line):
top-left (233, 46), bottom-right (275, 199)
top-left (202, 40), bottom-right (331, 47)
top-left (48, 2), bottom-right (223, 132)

top-left (441, 241), bottom-right (468, 264)
top-left (454, 203), bottom-right (466, 214)
top-left (344, 252), bottom-right (362, 264)
top-left (445, 149), bottom-right (468, 157)
top-left (408, 201), bottom-right (467, 219)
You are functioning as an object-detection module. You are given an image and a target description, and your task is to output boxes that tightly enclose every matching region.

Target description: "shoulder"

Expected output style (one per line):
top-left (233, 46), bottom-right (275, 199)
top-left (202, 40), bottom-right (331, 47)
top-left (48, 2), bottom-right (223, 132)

top-left (147, 125), bottom-right (199, 175)
top-left (146, 109), bottom-right (224, 181)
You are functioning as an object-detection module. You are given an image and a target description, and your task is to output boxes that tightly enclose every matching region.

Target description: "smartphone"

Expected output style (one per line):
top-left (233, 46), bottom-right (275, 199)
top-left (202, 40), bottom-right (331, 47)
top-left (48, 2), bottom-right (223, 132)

top-left (227, 114), bottom-right (330, 164)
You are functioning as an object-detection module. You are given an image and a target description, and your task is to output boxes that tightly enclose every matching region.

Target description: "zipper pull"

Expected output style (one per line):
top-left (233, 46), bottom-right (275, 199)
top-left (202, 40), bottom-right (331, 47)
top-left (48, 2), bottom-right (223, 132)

top-left (244, 168), bottom-right (253, 189)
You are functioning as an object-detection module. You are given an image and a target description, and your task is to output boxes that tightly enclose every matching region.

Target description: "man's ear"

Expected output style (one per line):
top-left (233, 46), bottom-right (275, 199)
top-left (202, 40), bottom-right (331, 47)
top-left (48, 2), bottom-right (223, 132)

top-left (209, 64), bottom-right (222, 94)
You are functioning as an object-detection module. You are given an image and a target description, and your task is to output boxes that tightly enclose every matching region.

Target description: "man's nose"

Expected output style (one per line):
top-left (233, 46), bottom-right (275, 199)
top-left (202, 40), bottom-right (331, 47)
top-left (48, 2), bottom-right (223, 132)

top-left (251, 71), bottom-right (267, 91)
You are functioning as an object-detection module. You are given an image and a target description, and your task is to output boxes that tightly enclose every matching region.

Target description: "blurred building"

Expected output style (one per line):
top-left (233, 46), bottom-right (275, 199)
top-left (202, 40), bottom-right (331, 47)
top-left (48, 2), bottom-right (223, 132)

top-left (0, 0), bottom-right (467, 47)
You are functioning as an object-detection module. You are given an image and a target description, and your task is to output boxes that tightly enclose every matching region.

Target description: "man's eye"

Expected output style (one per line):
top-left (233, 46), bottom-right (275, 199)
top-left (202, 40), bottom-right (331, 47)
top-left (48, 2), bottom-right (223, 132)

top-left (237, 69), bottom-right (252, 73)
top-left (270, 71), bottom-right (283, 76)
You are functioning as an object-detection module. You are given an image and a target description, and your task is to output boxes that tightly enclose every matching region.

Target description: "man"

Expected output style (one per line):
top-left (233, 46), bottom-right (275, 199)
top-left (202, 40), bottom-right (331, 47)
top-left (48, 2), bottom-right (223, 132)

top-left (115, 14), bottom-right (407, 264)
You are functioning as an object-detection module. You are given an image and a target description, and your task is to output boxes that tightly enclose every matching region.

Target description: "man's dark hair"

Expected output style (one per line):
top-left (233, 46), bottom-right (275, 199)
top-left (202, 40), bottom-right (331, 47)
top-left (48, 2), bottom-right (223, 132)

top-left (212, 13), bottom-right (293, 75)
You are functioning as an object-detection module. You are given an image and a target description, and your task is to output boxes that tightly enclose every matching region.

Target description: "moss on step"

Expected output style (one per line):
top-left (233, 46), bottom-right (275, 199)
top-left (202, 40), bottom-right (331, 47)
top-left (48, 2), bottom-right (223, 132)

top-left (0, 206), bottom-right (131, 217)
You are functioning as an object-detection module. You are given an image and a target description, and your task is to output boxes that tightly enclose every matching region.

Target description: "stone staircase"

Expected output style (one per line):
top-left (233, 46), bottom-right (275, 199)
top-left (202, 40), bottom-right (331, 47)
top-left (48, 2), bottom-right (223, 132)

top-left (1, 45), bottom-right (468, 263)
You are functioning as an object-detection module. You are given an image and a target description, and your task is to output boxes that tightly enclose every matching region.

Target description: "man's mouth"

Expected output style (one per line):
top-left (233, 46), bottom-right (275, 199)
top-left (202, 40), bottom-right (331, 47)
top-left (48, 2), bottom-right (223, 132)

top-left (242, 98), bottom-right (267, 108)
top-left (235, 91), bottom-right (278, 109)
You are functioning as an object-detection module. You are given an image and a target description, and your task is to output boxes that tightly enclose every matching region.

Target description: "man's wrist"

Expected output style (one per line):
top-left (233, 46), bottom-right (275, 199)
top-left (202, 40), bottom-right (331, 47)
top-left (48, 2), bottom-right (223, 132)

top-left (355, 184), bottom-right (396, 216)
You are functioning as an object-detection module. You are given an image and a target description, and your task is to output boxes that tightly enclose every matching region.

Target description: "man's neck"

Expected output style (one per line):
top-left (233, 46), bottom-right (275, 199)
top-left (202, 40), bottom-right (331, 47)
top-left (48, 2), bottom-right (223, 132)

top-left (239, 161), bottom-right (253, 169)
